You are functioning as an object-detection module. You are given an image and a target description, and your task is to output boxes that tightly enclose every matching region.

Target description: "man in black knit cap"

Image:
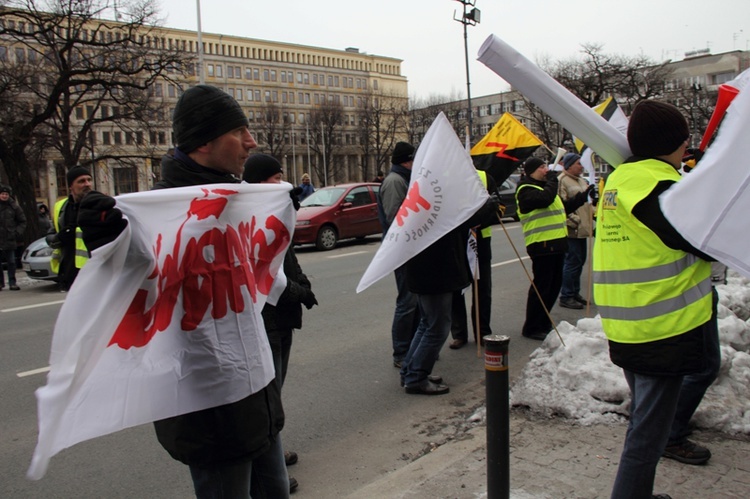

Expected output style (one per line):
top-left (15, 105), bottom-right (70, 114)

top-left (77, 85), bottom-right (290, 498)
top-left (595, 100), bottom-right (720, 499)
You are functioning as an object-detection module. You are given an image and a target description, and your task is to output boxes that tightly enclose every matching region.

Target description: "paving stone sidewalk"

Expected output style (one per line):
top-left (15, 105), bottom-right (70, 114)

top-left (349, 409), bottom-right (750, 498)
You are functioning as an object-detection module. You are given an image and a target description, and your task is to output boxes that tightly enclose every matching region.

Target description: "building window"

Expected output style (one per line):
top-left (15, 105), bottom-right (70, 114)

top-left (264, 69), bottom-right (270, 81)
top-left (247, 88), bottom-right (254, 101)
top-left (168, 84), bottom-right (176, 98)
top-left (327, 75), bottom-right (333, 87)
top-left (207, 64), bottom-right (214, 77)
top-left (271, 70), bottom-right (277, 82)
top-left (248, 111), bottom-right (254, 122)
top-left (216, 65), bottom-right (223, 78)
top-left (114, 167), bottom-right (138, 195)
top-left (114, 131), bottom-right (122, 145)
top-left (103, 132), bottom-right (111, 145)
top-left (253, 68), bottom-right (260, 80)
top-left (373, 80), bottom-right (378, 90)
top-left (264, 90), bottom-right (271, 102)
top-left (126, 132), bottom-right (134, 145)
top-left (245, 67), bottom-right (252, 79)
top-left (281, 72), bottom-right (287, 83)
top-left (254, 90), bottom-right (261, 101)
top-left (227, 66), bottom-right (234, 78)
top-left (236, 88), bottom-right (243, 101)
top-left (313, 74), bottom-right (318, 85)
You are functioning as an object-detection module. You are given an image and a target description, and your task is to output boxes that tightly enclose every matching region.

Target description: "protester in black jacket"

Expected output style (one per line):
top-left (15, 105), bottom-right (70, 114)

top-left (77, 85), bottom-right (289, 498)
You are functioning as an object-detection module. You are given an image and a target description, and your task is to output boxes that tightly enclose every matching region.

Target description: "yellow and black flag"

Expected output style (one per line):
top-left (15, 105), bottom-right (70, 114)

top-left (470, 113), bottom-right (544, 184)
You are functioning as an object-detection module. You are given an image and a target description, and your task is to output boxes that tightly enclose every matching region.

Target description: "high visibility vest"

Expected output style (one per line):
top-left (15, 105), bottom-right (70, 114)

top-left (476, 170), bottom-right (491, 238)
top-left (515, 183), bottom-right (567, 246)
top-left (51, 197), bottom-right (89, 273)
top-left (592, 159), bottom-right (712, 344)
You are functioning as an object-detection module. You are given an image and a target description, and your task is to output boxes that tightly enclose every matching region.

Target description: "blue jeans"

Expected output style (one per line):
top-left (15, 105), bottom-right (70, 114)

top-left (669, 289), bottom-right (721, 445)
top-left (560, 238), bottom-right (586, 299)
top-left (400, 292), bottom-right (452, 386)
top-left (189, 436), bottom-right (289, 499)
top-left (0, 248), bottom-right (17, 287)
top-left (392, 265), bottom-right (418, 362)
top-left (611, 370), bottom-right (683, 499)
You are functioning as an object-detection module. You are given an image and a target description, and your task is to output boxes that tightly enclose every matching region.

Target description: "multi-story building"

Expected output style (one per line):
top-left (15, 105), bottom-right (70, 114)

top-left (1, 13), bottom-right (408, 206)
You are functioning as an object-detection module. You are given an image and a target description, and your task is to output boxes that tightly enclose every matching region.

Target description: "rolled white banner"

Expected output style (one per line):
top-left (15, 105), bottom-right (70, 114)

top-left (477, 34), bottom-right (631, 168)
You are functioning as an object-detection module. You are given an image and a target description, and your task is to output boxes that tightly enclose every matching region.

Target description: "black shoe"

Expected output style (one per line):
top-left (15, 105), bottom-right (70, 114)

top-left (9, 284), bottom-right (20, 291)
top-left (662, 439), bottom-right (711, 465)
top-left (559, 297), bottom-right (583, 309)
top-left (522, 330), bottom-right (549, 341)
top-left (652, 494), bottom-right (672, 499)
top-left (574, 294), bottom-right (588, 305)
top-left (284, 450), bottom-right (298, 466)
top-left (393, 359), bottom-right (402, 369)
top-left (400, 374), bottom-right (443, 387)
top-left (449, 339), bottom-right (467, 349)
top-left (289, 476), bottom-right (298, 493)
top-left (404, 380), bottom-right (449, 395)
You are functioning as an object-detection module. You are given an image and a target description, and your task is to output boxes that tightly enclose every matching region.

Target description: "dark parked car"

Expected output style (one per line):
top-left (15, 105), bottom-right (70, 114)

top-left (21, 237), bottom-right (58, 282)
top-left (294, 183), bottom-right (382, 250)
top-left (496, 178), bottom-right (520, 221)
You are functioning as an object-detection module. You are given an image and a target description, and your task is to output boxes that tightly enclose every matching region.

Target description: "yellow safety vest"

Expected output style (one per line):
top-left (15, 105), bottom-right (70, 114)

top-left (476, 170), bottom-right (491, 238)
top-left (593, 159), bottom-right (712, 344)
top-left (51, 197), bottom-right (89, 273)
top-left (515, 183), bottom-right (567, 247)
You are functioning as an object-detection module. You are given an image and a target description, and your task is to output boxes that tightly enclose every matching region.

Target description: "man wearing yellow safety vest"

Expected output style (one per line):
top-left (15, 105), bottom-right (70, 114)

top-left (515, 157), bottom-right (593, 341)
top-left (594, 100), bottom-right (720, 499)
top-left (449, 168), bottom-right (498, 349)
top-left (45, 166), bottom-right (92, 291)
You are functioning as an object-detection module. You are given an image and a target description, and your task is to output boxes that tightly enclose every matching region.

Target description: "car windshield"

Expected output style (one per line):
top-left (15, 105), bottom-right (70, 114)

top-left (300, 187), bottom-right (346, 207)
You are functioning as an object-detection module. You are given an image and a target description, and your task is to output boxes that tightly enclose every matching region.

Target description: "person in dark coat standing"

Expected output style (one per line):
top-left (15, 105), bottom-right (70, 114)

top-left (0, 185), bottom-right (26, 290)
top-left (515, 157), bottom-right (591, 340)
top-left (243, 153), bottom-right (318, 494)
top-left (77, 85), bottom-right (289, 499)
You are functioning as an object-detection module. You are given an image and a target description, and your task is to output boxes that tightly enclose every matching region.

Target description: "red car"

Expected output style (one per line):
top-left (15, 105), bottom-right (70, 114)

top-left (294, 182), bottom-right (382, 250)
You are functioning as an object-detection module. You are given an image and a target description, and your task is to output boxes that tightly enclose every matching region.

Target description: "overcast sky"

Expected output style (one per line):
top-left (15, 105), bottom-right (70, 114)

top-left (156, 0), bottom-right (748, 100)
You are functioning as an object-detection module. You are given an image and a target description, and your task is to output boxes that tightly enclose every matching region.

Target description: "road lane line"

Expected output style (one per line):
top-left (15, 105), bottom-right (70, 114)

top-left (492, 255), bottom-right (530, 268)
top-left (328, 251), bottom-right (368, 259)
top-left (17, 366), bottom-right (50, 378)
top-left (1, 300), bottom-right (65, 313)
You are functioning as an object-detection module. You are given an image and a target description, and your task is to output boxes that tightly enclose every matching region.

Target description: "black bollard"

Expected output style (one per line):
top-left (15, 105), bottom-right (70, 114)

top-left (485, 334), bottom-right (510, 499)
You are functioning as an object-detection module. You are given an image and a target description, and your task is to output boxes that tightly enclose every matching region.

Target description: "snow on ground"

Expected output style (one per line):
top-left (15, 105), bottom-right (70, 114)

top-left (509, 271), bottom-right (750, 434)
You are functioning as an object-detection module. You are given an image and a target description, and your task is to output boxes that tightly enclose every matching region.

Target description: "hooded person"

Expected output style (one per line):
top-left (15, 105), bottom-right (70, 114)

top-left (0, 184), bottom-right (26, 291)
top-left (594, 100), bottom-right (720, 499)
top-left (297, 173), bottom-right (315, 202)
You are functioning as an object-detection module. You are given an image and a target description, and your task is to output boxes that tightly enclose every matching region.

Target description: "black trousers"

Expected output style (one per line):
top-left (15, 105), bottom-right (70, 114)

top-left (522, 252), bottom-right (565, 336)
top-left (451, 236), bottom-right (492, 342)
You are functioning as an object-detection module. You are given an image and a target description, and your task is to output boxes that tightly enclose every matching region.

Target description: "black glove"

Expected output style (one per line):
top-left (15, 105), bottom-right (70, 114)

top-left (77, 191), bottom-right (128, 251)
top-left (682, 148), bottom-right (704, 167)
top-left (545, 170), bottom-right (559, 182)
top-left (300, 288), bottom-right (318, 310)
top-left (290, 187), bottom-right (303, 211)
top-left (56, 225), bottom-right (76, 245)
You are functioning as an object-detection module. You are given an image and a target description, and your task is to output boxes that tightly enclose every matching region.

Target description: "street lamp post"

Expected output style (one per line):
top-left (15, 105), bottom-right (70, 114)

top-left (454, 0), bottom-right (480, 145)
top-left (196, 0), bottom-right (205, 84)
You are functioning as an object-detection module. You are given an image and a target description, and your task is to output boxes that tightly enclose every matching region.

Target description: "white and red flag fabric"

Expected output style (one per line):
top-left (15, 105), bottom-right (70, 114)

top-left (357, 112), bottom-right (489, 292)
top-left (28, 183), bottom-right (295, 479)
top-left (661, 68), bottom-right (750, 278)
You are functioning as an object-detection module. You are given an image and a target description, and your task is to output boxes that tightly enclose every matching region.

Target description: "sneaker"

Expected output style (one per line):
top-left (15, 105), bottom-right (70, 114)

top-left (662, 439), bottom-right (711, 465)
top-left (559, 297), bottom-right (584, 309)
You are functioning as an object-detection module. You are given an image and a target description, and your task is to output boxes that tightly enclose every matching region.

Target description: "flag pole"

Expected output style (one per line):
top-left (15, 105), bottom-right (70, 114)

top-left (585, 206), bottom-right (594, 317)
top-left (496, 211), bottom-right (566, 346)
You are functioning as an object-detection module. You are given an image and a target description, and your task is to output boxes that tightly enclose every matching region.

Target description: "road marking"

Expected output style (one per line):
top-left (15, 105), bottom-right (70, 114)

top-left (1, 300), bottom-right (65, 313)
top-left (328, 251), bottom-right (368, 259)
top-left (17, 366), bottom-right (50, 378)
top-left (492, 255), bottom-right (530, 268)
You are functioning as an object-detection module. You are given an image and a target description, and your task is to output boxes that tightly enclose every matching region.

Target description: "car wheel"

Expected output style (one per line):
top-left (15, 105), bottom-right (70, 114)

top-left (316, 225), bottom-right (338, 251)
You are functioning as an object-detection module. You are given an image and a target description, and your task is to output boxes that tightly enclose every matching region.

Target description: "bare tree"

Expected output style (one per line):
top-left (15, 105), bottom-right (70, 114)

top-left (408, 90), bottom-right (467, 146)
top-left (0, 0), bottom-right (191, 242)
top-left (671, 83), bottom-right (719, 149)
top-left (253, 101), bottom-right (290, 160)
top-left (308, 99), bottom-right (344, 185)
top-left (356, 89), bottom-right (408, 180)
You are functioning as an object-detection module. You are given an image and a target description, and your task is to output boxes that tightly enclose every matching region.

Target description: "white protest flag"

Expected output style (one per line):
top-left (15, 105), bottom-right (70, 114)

top-left (357, 112), bottom-right (488, 293)
top-left (477, 34), bottom-right (632, 168)
top-left (28, 183), bottom-right (295, 479)
top-left (661, 75), bottom-right (750, 277)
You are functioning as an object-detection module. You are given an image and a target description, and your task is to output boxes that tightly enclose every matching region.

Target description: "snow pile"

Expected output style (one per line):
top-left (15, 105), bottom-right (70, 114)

top-left (510, 271), bottom-right (750, 434)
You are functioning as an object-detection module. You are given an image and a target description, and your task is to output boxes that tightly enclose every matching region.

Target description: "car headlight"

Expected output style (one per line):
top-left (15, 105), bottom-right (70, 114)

top-left (296, 220), bottom-right (311, 226)
top-left (33, 247), bottom-right (54, 257)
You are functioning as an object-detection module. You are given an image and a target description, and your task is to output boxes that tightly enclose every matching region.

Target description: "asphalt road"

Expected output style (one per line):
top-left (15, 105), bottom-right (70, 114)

top-left (0, 221), bottom-right (595, 498)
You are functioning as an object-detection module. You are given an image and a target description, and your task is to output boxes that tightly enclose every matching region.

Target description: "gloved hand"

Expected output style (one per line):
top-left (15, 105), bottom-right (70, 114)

top-left (300, 288), bottom-right (318, 310)
top-left (290, 187), bottom-right (303, 211)
top-left (77, 191), bottom-right (128, 251)
top-left (588, 185), bottom-right (599, 205)
top-left (682, 148), bottom-right (704, 168)
top-left (56, 225), bottom-right (76, 245)
top-left (545, 170), bottom-right (559, 182)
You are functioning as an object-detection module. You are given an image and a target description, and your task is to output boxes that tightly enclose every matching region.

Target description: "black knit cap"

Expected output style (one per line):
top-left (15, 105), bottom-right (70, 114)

top-left (173, 85), bottom-right (249, 153)
top-left (627, 100), bottom-right (689, 158)
top-left (523, 157), bottom-right (546, 176)
top-left (391, 142), bottom-right (416, 165)
top-left (66, 166), bottom-right (91, 186)
top-left (0, 185), bottom-right (11, 194)
top-left (243, 154), bottom-right (283, 183)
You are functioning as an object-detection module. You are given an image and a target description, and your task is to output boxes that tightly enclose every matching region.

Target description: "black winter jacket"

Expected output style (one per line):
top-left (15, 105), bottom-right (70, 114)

top-left (151, 151), bottom-right (285, 468)
top-left (0, 198), bottom-right (26, 251)
top-left (261, 246), bottom-right (311, 331)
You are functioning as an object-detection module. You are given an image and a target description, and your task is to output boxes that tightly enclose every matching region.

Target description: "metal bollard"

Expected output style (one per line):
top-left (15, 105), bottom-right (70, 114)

top-left (484, 334), bottom-right (510, 499)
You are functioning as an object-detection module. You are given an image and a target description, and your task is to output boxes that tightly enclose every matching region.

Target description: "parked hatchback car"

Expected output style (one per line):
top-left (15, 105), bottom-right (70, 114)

top-left (294, 183), bottom-right (382, 250)
top-left (21, 237), bottom-right (58, 282)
